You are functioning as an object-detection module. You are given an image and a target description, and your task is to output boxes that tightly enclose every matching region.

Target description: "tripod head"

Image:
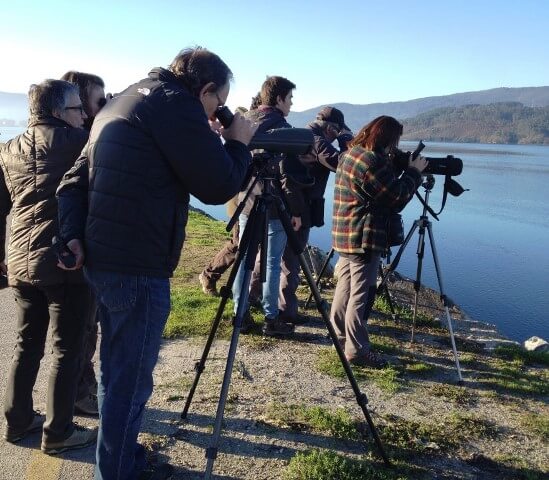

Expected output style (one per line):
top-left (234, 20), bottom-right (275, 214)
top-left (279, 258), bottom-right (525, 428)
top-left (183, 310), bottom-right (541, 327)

top-left (421, 174), bottom-right (436, 191)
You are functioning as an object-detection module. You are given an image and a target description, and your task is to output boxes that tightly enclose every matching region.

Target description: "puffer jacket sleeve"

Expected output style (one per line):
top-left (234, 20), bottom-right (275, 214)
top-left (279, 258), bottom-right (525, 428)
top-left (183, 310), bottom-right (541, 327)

top-left (56, 147), bottom-right (89, 242)
top-left (315, 132), bottom-right (353, 172)
top-left (149, 94), bottom-right (251, 205)
top-left (0, 163), bottom-right (12, 261)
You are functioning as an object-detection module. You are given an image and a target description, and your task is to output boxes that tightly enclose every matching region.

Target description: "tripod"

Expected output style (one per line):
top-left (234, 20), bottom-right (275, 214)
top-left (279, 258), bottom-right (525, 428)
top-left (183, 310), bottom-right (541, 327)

top-left (180, 165), bottom-right (390, 479)
top-left (377, 175), bottom-right (463, 382)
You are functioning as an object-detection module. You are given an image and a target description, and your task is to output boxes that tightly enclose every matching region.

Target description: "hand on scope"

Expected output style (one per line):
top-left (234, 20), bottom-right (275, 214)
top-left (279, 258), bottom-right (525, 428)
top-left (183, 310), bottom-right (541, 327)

top-left (409, 153), bottom-right (428, 173)
top-left (209, 119), bottom-right (223, 136)
top-left (56, 239), bottom-right (85, 270)
top-left (221, 112), bottom-right (258, 145)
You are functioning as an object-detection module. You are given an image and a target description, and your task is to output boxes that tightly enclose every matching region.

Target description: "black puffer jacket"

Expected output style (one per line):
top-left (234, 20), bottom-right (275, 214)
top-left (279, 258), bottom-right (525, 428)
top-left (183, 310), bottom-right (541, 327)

top-left (62, 68), bottom-right (251, 277)
top-left (307, 121), bottom-right (352, 200)
top-left (0, 117), bottom-right (88, 286)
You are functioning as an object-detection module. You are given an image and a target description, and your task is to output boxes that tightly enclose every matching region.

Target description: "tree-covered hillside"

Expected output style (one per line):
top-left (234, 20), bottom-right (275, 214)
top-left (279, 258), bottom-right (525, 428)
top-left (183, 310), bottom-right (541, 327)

top-left (401, 102), bottom-right (549, 144)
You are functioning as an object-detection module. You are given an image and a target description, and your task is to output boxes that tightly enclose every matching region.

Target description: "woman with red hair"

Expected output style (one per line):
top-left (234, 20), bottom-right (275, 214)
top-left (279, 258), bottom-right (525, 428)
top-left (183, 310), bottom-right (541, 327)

top-left (330, 116), bottom-right (428, 368)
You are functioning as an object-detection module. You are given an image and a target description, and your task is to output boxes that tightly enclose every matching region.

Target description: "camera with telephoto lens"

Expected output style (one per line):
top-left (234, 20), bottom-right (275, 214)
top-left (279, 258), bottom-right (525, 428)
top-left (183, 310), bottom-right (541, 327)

top-left (392, 140), bottom-right (463, 176)
top-left (215, 106), bottom-right (313, 156)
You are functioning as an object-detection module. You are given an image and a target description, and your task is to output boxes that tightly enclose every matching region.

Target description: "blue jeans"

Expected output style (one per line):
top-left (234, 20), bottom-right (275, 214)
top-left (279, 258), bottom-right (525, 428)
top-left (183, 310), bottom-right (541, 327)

top-left (232, 215), bottom-right (287, 319)
top-left (85, 268), bottom-right (171, 480)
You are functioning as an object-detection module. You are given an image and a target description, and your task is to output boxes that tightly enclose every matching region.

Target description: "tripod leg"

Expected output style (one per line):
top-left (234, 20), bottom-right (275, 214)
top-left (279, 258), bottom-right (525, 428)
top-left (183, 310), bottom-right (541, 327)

top-left (425, 224), bottom-right (463, 382)
top-left (298, 253), bottom-right (390, 465)
top-left (377, 220), bottom-right (419, 294)
top-left (410, 218), bottom-right (427, 345)
top-left (181, 211), bottom-right (258, 419)
top-left (273, 201), bottom-right (390, 465)
top-left (377, 262), bottom-right (398, 322)
top-left (304, 247), bottom-right (335, 309)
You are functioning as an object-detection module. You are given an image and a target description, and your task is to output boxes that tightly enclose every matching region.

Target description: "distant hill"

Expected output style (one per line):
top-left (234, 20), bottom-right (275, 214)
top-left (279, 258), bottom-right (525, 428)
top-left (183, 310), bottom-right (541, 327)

top-left (401, 102), bottom-right (549, 145)
top-left (287, 86), bottom-right (549, 131)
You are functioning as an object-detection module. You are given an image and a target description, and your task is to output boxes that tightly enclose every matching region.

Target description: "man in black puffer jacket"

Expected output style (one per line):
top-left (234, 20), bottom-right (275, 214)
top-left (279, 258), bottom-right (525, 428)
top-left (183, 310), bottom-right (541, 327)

top-left (0, 80), bottom-right (97, 454)
top-left (57, 47), bottom-right (256, 480)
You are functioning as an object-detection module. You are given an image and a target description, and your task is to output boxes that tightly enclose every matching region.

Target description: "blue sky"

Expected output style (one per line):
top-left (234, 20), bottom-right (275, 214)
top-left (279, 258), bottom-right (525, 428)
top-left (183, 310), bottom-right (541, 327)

top-left (1, 0), bottom-right (548, 111)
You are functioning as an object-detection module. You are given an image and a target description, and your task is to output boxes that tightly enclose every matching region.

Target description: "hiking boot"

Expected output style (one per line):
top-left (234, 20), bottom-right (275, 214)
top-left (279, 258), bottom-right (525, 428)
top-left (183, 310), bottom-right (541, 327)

top-left (262, 317), bottom-right (295, 337)
top-left (74, 394), bottom-right (99, 416)
top-left (3, 411), bottom-right (44, 443)
top-left (138, 462), bottom-right (174, 480)
top-left (198, 272), bottom-right (217, 296)
top-left (41, 424), bottom-right (98, 455)
top-left (347, 350), bottom-right (388, 369)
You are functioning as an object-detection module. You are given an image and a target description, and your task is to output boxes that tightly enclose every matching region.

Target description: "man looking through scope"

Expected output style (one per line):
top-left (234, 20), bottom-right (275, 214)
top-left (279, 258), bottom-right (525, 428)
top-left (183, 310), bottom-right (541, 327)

top-left (56, 47), bottom-right (257, 480)
top-left (232, 75), bottom-right (312, 336)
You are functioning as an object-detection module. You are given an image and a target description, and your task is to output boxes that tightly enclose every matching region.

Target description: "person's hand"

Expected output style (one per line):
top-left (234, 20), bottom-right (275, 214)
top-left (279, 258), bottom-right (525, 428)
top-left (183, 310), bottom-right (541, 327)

top-left (56, 239), bottom-right (85, 270)
top-left (0, 261), bottom-right (7, 275)
top-left (409, 153), bottom-right (428, 173)
top-left (291, 216), bottom-right (302, 231)
top-left (209, 119), bottom-right (223, 136)
top-left (221, 112), bottom-right (258, 145)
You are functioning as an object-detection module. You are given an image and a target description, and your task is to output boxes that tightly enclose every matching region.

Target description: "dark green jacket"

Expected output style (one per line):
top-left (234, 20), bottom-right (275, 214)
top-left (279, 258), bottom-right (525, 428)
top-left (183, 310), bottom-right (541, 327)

top-left (0, 117), bottom-right (88, 286)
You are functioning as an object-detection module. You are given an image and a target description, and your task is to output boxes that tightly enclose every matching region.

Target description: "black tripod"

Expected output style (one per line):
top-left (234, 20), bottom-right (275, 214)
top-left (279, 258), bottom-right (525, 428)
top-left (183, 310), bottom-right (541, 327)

top-left (180, 166), bottom-right (390, 479)
top-left (377, 175), bottom-right (463, 382)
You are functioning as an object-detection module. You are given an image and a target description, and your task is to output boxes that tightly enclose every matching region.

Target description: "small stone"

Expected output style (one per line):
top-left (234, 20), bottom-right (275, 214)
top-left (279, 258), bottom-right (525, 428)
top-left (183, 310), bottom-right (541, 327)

top-left (523, 336), bottom-right (549, 352)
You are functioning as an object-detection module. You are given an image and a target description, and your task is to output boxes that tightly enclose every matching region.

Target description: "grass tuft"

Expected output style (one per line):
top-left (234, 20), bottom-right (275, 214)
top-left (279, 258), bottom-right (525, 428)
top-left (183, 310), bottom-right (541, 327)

top-left (283, 449), bottom-right (423, 480)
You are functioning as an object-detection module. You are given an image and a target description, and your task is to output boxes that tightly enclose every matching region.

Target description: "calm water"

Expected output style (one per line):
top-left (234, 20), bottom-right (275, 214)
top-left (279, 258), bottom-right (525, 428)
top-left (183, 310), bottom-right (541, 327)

top-left (2, 126), bottom-right (547, 342)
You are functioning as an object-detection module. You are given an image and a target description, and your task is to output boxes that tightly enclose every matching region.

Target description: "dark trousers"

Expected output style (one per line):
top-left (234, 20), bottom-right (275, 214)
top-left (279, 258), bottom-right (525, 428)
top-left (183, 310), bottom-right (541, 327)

top-left (76, 298), bottom-right (99, 400)
top-left (278, 227), bottom-right (310, 319)
top-left (3, 283), bottom-right (92, 442)
top-left (202, 224), bottom-right (239, 282)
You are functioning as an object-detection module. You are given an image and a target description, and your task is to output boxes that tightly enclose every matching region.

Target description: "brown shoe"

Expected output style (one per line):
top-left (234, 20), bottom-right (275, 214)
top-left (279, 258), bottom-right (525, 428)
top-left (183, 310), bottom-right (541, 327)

top-left (347, 350), bottom-right (388, 369)
top-left (198, 272), bottom-right (217, 296)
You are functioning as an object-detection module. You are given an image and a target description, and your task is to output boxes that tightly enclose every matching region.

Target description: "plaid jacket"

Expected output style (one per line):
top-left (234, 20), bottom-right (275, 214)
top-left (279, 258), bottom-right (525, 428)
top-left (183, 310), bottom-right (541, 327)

top-left (332, 146), bottom-right (422, 254)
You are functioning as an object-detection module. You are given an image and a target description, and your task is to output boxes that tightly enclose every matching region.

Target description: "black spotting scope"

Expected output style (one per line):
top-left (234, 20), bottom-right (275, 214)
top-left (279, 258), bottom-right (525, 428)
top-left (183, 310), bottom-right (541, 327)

top-left (394, 140), bottom-right (463, 176)
top-left (215, 106), bottom-right (313, 156)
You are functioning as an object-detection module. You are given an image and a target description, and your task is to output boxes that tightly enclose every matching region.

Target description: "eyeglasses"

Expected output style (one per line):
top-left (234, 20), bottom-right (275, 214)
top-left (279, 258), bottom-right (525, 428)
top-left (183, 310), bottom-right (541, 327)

top-left (65, 105), bottom-right (85, 114)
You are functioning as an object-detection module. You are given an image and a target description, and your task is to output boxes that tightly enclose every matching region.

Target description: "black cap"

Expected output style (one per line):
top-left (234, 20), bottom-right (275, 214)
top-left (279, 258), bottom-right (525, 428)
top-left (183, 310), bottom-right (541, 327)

top-left (316, 106), bottom-right (349, 131)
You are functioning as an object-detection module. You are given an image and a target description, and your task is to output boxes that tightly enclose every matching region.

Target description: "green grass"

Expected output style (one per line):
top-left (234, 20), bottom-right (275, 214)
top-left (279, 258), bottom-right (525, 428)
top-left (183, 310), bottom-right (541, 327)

top-left (521, 413), bottom-right (549, 440)
top-left (264, 402), bottom-right (361, 440)
top-left (315, 348), bottom-right (403, 393)
top-left (494, 344), bottom-right (549, 366)
top-left (373, 296), bottom-right (444, 332)
top-left (476, 357), bottom-right (549, 396)
top-left (283, 450), bottom-right (424, 480)
top-left (164, 286), bottom-right (234, 338)
top-left (427, 383), bottom-right (475, 405)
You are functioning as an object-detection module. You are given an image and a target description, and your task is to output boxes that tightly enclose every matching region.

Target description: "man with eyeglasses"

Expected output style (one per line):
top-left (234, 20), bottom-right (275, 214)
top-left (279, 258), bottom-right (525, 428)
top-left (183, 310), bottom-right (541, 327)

top-left (0, 79), bottom-right (97, 454)
top-left (56, 47), bottom-right (256, 480)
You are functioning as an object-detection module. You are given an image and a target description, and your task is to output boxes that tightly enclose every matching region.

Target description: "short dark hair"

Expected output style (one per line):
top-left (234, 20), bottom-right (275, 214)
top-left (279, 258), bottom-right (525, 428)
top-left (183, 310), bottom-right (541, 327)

top-left (28, 79), bottom-right (79, 118)
top-left (61, 71), bottom-right (104, 117)
top-left (349, 116), bottom-right (403, 152)
top-left (169, 47), bottom-right (233, 97)
top-left (260, 76), bottom-right (296, 107)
